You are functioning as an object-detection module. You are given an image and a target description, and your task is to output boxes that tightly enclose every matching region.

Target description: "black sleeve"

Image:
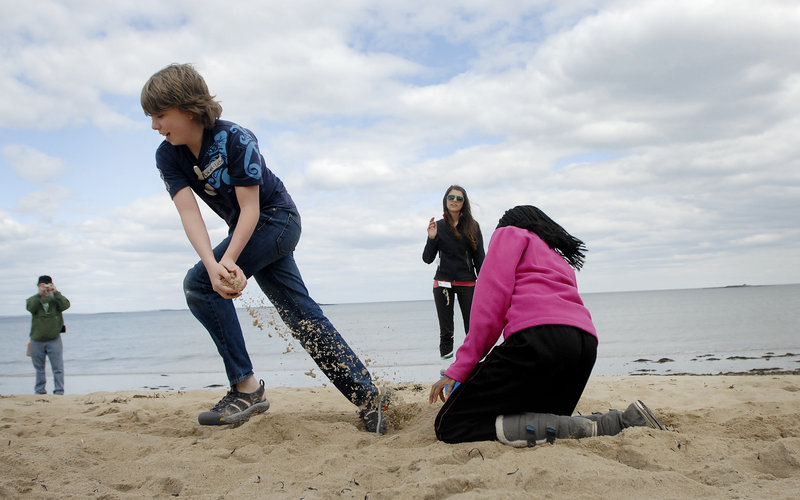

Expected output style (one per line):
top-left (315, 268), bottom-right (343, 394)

top-left (472, 223), bottom-right (486, 275)
top-left (422, 234), bottom-right (439, 264)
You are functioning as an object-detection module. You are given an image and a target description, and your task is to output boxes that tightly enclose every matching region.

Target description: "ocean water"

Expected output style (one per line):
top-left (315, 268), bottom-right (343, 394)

top-left (1, 284), bottom-right (798, 395)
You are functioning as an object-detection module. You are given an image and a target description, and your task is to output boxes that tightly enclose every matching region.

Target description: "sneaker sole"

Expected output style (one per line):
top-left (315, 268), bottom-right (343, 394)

top-left (363, 388), bottom-right (393, 434)
top-left (374, 388), bottom-right (393, 433)
top-left (634, 400), bottom-right (665, 430)
top-left (198, 400), bottom-right (270, 426)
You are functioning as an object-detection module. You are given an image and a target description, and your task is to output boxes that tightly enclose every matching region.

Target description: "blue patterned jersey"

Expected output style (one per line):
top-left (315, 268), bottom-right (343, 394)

top-left (155, 120), bottom-right (295, 228)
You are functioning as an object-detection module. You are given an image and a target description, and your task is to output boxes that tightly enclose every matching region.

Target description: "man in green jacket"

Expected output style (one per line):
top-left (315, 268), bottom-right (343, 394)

top-left (26, 275), bottom-right (70, 395)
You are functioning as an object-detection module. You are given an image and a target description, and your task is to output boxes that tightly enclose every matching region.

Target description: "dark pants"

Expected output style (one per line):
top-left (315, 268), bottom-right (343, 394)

top-left (434, 324), bottom-right (597, 443)
top-left (433, 285), bottom-right (474, 357)
top-left (183, 208), bottom-right (377, 407)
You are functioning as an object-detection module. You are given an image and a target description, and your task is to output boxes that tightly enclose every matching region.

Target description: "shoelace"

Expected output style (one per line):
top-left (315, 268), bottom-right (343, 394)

top-left (212, 391), bottom-right (244, 411)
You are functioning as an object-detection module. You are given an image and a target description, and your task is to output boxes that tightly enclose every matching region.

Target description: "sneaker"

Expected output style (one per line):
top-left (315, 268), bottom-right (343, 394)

top-left (198, 379), bottom-right (270, 426)
top-left (359, 387), bottom-right (392, 435)
top-left (632, 400), bottom-right (665, 430)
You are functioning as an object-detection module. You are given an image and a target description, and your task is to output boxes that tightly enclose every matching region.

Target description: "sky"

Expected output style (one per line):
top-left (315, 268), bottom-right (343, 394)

top-left (1, 0), bottom-right (799, 315)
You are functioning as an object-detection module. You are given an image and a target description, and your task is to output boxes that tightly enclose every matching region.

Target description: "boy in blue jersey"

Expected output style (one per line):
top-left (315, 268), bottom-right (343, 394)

top-left (141, 63), bottom-right (389, 433)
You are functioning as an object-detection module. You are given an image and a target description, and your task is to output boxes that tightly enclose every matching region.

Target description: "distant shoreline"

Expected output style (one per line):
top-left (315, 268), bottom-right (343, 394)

top-left (3, 282), bottom-right (799, 317)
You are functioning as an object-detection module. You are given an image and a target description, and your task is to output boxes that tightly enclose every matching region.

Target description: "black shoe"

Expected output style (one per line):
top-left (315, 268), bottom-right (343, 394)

top-left (359, 388), bottom-right (391, 435)
top-left (198, 379), bottom-right (270, 426)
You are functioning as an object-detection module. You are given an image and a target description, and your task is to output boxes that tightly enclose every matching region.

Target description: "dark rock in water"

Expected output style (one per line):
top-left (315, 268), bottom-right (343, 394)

top-left (728, 355), bottom-right (757, 360)
top-left (749, 367), bottom-right (781, 374)
top-left (632, 357), bottom-right (672, 365)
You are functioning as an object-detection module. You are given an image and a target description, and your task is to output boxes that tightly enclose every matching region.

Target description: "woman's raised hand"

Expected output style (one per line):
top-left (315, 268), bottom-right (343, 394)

top-left (427, 217), bottom-right (437, 239)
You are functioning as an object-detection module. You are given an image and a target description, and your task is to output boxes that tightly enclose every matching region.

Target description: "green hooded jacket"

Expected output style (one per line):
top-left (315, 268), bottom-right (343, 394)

top-left (26, 291), bottom-right (71, 341)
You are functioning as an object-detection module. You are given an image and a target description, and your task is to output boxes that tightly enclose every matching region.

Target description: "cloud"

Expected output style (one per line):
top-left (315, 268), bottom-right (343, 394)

top-left (14, 185), bottom-right (71, 221)
top-left (4, 145), bottom-right (64, 183)
top-left (0, 193), bottom-right (216, 314)
top-left (0, 211), bottom-right (30, 243)
top-left (1, 0), bottom-right (799, 315)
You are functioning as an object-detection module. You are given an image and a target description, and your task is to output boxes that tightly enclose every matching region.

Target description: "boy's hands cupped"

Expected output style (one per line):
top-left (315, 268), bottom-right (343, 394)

top-left (209, 262), bottom-right (247, 299)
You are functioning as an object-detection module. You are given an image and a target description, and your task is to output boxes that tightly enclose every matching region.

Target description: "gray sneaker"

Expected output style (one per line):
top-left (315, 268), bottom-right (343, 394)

top-left (630, 400), bottom-right (665, 430)
top-left (359, 388), bottom-right (392, 434)
top-left (198, 379), bottom-right (270, 426)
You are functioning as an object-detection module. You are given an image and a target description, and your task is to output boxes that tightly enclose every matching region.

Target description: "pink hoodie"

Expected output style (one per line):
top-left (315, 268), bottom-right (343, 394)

top-left (445, 226), bottom-right (597, 382)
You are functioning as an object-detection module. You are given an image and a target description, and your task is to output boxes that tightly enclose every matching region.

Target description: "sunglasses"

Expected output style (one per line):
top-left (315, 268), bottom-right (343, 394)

top-left (447, 194), bottom-right (465, 202)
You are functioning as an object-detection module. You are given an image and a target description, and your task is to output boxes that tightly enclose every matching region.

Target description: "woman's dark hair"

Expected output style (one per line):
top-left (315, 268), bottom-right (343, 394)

top-left (497, 205), bottom-right (587, 270)
top-left (442, 185), bottom-right (479, 251)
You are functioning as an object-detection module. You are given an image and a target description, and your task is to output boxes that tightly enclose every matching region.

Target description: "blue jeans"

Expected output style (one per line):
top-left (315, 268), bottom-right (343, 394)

top-left (183, 207), bottom-right (377, 406)
top-left (30, 337), bottom-right (64, 394)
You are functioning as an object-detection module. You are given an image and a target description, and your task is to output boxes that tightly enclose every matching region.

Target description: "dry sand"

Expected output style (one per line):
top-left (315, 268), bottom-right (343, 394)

top-left (1, 374), bottom-right (799, 499)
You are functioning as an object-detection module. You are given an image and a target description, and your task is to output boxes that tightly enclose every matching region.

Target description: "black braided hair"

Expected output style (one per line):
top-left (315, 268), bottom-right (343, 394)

top-left (496, 205), bottom-right (587, 270)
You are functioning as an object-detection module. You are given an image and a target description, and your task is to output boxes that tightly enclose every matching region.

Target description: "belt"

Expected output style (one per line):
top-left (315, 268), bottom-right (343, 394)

top-left (433, 280), bottom-right (476, 288)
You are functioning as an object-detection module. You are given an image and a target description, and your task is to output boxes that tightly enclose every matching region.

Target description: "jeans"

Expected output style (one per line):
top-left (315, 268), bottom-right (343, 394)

top-left (30, 337), bottom-right (64, 394)
top-left (183, 207), bottom-right (377, 406)
top-left (433, 285), bottom-right (474, 357)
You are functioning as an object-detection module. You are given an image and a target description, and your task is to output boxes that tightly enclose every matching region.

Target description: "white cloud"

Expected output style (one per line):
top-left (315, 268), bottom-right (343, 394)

top-left (14, 185), bottom-right (71, 220)
top-left (4, 145), bottom-right (64, 183)
top-left (0, 211), bottom-right (29, 242)
top-left (1, 0), bottom-right (799, 314)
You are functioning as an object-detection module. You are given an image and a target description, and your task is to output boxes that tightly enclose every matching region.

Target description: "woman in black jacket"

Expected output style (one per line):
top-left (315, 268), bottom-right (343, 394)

top-left (423, 185), bottom-right (485, 367)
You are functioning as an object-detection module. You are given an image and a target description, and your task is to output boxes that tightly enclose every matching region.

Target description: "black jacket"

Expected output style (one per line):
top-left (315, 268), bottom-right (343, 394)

top-left (422, 218), bottom-right (485, 281)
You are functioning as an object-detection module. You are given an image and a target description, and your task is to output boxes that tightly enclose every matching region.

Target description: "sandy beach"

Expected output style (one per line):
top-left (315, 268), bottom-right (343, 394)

top-left (1, 374), bottom-right (799, 499)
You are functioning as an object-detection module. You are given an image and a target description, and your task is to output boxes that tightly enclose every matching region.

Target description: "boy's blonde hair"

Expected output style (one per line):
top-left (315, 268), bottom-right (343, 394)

top-left (141, 63), bottom-right (222, 128)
